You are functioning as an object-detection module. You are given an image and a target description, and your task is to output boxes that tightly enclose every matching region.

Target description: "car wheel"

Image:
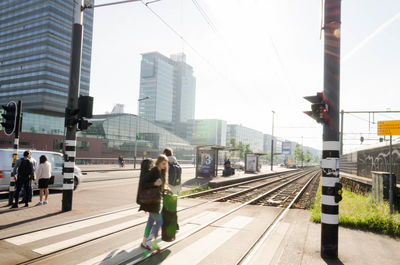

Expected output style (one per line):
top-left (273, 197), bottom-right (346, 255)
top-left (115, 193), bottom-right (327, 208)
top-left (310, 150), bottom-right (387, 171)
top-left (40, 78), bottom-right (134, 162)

top-left (74, 176), bottom-right (78, 190)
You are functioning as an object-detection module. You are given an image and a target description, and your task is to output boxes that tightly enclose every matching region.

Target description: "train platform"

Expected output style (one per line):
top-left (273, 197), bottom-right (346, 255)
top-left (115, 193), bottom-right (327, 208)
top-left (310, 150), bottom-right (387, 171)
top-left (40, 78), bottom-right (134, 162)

top-left (208, 167), bottom-right (293, 188)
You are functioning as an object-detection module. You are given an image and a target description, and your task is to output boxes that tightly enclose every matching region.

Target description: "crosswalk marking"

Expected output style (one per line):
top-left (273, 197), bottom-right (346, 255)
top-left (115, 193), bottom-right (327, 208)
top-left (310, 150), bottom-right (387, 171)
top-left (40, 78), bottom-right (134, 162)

top-left (77, 211), bottom-right (222, 265)
top-left (132, 216), bottom-right (254, 265)
top-left (33, 217), bottom-right (148, 255)
top-left (6, 209), bottom-right (142, 245)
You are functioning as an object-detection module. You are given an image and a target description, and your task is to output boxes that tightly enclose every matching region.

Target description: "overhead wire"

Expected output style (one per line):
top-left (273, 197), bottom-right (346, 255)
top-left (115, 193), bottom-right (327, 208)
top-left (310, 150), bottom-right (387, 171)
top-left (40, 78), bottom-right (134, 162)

top-left (190, 0), bottom-right (218, 34)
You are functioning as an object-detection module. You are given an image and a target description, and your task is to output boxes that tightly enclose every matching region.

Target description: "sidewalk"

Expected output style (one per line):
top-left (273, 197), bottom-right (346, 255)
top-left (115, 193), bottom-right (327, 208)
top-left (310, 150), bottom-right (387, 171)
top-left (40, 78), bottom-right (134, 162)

top-left (78, 164), bottom-right (195, 172)
top-left (258, 209), bottom-right (400, 265)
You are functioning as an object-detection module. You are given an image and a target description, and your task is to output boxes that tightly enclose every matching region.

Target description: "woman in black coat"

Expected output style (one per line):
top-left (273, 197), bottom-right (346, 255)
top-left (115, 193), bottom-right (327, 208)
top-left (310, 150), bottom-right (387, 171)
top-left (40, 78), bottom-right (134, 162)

top-left (138, 155), bottom-right (168, 251)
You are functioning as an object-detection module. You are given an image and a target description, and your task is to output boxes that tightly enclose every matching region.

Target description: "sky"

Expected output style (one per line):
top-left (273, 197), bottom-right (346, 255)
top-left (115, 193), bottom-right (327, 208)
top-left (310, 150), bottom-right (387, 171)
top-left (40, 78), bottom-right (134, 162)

top-left (88, 0), bottom-right (400, 151)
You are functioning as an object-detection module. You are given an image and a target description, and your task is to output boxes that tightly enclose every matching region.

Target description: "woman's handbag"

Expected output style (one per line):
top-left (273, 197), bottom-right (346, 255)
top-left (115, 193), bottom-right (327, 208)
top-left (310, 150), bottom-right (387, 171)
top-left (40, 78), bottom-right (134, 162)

top-left (139, 187), bottom-right (161, 204)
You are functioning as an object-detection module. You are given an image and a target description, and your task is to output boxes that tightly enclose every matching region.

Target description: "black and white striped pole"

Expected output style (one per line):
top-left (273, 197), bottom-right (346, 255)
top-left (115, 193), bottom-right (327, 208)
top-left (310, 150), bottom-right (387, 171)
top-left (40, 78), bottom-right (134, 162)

top-left (321, 0), bottom-right (341, 259)
top-left (62, 0), bottom-right (84, 212)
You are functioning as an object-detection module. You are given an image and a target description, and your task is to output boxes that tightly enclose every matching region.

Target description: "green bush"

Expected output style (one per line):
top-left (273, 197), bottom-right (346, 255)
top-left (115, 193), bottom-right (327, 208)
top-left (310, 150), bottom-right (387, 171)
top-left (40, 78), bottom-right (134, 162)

top-left (310, 182), bottom-right (400, 237)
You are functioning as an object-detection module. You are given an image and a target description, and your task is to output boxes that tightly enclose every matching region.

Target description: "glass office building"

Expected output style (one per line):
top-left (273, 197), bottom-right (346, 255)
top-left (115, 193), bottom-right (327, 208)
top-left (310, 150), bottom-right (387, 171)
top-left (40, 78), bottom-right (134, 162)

top-left (227, 124), bottom-right (264, 152)
top-left (193, 119), bottom-right (227, 146)
top-left (0, 0), bottom-right (94, 114)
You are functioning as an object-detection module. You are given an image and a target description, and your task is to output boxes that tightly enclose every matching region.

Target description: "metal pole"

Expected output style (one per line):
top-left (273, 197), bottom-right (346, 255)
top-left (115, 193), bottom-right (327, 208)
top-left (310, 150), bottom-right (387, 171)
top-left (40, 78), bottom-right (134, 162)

top-left (270, 111), bottom-right (275, 171)
top-left (62, 0), bottom-right (83, 212)
top-left (134, 117), bottom-right (138, 169)
top-left (321, 0), bottom-right (341, 259)
top-left (389, 135), bottom-right (393, 214)
top-left (340, 110), bottom-right (344, 155)
top-left (8, 101), bottom-right (22, 205)
top-left (301, 136), bottom-right (304, 168)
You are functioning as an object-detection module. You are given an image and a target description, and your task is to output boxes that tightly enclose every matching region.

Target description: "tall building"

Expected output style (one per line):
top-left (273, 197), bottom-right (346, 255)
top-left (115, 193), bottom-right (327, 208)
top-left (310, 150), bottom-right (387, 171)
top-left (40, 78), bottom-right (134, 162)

top-left (0, 0), bottom-right (94, 114)
top-left (139, 52), bottom-right (196, 141)
top-left (227, 124), bottom-right (264, 152)
top-left (193, 119), bottom-right (227, 146)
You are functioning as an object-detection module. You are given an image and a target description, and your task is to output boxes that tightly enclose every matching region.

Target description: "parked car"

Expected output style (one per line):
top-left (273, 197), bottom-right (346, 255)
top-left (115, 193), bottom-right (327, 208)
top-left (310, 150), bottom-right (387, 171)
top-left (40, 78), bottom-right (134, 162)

top-left (0, 149), bottom-right (83, 191)
top-left (233, 161), bottom-right (245, 170)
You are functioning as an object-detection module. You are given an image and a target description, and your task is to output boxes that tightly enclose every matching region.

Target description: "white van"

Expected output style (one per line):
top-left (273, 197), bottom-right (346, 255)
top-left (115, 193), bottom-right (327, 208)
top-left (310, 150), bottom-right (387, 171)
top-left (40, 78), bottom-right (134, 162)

top-left (0, 149), bottom-right (83, 191)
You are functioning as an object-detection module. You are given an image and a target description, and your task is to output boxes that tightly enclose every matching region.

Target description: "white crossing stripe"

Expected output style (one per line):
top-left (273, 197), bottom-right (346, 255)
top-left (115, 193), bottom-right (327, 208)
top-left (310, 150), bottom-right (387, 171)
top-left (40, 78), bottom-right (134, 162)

top-left (78, 211), bottom-right (222, 265)
top-left (33, 217), bottom-right (148, 254)
top-left (6, 209), bottom-right (141, 245)
top-left (321, 213), bottom-right (339, 224)
top-left (322, 177), bottom-right (339, 187)
top-left (321, 195), bottom-right (338, 206)
top-left (157, 216), bottom-right (253, 265)
top-left (323, 141), bottom-right (340, 151)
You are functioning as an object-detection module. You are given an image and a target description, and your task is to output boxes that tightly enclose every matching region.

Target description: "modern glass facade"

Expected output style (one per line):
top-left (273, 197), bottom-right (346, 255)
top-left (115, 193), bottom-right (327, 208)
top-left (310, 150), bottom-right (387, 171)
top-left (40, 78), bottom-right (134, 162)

top-left (193, 119), bottom-right (227, 146)
top-left (0, 0), bottom-right (94, 114)
top-left (227, 124), bottom-right (264, 152)
top-left (139, 52), bottom-right (196, 141)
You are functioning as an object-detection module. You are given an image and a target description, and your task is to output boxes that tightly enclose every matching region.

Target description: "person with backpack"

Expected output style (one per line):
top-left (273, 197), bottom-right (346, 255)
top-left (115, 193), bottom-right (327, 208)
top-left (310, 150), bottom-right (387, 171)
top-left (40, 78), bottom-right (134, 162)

top-left (11, 150), bottom-right (35, 208)
top-left (20, 155), bottom-right (36, 204)
top-left (35, 155), bottom-right (52, 205)
top-left (137, 156), bottom-right (166, 251)
top-left (163, 148), bottom-right (182, 194)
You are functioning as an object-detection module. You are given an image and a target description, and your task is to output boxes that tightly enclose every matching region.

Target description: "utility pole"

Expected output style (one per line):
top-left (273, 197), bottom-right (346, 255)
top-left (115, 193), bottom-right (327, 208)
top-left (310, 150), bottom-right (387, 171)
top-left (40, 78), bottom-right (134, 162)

top-left (389, 135), bottom-right (393, 214)
top-left (134, 96), bottom-right (150, 169)
top-left (301, 136), bottom-right (304, 168)
top-left (340, 110), bottom-right (344, 155)
top-left (321, 0), bottom-right (341, 259)
top-left (270, 110), bottom-right (275, 171)
top-left (62, 0), bottom-right (84, 212)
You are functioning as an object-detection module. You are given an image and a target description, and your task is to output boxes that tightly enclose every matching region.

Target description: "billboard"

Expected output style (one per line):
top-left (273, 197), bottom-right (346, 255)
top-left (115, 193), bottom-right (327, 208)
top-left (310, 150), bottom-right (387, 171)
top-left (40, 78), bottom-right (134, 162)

top-left (197, 150), bottom-right (216, 177)
top-left (282, 141), bottom-right (292, 155)
top-left (245, 154), bottom-right (258, 173)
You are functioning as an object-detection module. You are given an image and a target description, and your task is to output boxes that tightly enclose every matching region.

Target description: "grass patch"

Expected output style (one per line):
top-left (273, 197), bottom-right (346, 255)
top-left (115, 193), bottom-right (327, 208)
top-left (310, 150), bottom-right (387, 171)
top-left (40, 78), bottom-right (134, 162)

top-left (310, 183), bottom-right (400, 237)
top-left (179, 186), bottom-right (211, 197)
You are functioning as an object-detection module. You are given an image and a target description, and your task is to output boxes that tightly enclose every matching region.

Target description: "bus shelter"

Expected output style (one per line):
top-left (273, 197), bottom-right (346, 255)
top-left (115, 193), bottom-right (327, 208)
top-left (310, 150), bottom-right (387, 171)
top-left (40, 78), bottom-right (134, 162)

top-left (245, 153), bottom-right (267, 173)
top-left (196, 145), bottom-right (225, 178)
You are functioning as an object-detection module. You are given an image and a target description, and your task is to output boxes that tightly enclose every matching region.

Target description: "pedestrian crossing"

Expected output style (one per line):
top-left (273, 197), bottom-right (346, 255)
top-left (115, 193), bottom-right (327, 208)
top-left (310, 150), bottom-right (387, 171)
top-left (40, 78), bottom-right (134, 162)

top-left (3, 206), bottom-right (257, 265)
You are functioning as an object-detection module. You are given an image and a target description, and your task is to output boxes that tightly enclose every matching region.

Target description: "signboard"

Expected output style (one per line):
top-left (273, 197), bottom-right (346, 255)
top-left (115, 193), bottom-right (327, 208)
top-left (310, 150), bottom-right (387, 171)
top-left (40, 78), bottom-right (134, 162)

top-left (197, 150), bottom-right (215, 177)
top-left (245, 154), bottom-right (258, 173)
top-left (378, 120), bottom-right (400, 136)
top-left (282, 141), bottom-right (292, 155)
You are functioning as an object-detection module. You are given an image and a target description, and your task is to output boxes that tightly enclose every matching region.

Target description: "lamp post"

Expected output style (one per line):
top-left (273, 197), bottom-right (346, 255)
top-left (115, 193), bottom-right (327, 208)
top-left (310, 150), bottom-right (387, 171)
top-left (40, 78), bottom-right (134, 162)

top-left (270, 110), bottom-right (275, 171)
top-left (134, 96), bottom-right (150, 169)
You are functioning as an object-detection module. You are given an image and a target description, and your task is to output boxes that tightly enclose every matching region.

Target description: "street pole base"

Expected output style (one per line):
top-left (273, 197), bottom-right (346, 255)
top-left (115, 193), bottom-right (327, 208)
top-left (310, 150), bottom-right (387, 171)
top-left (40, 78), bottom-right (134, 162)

top-left (62, 190), bottom-right (73, 212)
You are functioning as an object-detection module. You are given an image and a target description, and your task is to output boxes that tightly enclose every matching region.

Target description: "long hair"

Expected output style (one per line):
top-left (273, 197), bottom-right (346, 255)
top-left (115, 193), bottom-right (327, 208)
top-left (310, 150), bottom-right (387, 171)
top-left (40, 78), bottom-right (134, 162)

top-left (155, 154), bottom-right (168, 184)
top-left (39, 155), bottom-right (48, 164)
top-left (140, 158), bottom-right (154, 177)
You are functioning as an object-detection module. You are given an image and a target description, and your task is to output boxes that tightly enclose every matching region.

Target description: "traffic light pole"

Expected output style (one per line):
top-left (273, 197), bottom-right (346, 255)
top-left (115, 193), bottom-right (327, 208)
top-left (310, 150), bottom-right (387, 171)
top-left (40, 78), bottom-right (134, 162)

top-left (8, 101), bottom-right (22, 205)
top-left (270, 111), bottom-right (275, 171)
top-left (321, 0), bottom-right (341, 259)
top-left (62, 0), bottom-right (84, 212)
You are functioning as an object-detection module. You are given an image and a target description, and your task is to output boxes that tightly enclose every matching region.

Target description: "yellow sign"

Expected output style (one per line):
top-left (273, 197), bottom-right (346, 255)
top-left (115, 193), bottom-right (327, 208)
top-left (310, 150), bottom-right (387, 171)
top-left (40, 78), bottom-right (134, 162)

top-left (378, 120), bottom-right (400, 136)
top-left (12, 154), bottom-right (18, 164)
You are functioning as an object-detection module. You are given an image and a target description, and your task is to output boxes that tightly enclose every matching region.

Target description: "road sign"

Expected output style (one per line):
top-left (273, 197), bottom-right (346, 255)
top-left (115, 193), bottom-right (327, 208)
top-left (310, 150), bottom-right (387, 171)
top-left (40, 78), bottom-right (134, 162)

top-left (282, 141), bottom-right (291, 155)
top-left (377, 120), bottom-right (400, 136)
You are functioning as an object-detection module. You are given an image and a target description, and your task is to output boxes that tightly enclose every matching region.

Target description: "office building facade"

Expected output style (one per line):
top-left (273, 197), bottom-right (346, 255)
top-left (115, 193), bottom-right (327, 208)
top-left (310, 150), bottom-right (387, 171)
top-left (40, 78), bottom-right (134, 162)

top-left (0, 0), bottom-right (94, 114)
top-left (227, 124), bottom-right (264, 152)
top-left (139, 52), bottom-right (196, 141)
top-left (193, 119), bottom-right (227, 146)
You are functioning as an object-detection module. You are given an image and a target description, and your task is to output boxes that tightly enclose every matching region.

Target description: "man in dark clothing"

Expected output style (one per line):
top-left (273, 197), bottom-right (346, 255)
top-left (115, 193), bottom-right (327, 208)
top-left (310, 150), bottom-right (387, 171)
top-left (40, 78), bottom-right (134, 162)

top-left (11, 150), bottom-right (34, 208)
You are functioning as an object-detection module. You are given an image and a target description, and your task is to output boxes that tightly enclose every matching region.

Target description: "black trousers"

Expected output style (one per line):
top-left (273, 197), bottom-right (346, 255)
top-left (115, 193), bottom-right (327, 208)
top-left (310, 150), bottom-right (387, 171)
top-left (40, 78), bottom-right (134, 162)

top-left (14, 177), bottom-right (30, 204)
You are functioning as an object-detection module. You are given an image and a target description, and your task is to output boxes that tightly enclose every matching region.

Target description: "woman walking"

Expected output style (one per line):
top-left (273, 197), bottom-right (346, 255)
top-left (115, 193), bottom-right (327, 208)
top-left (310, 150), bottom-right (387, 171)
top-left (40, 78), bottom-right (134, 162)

top-left (35, 155), bottom-right (51, 205)
top-left (138, 155), bottom-right (168, 251)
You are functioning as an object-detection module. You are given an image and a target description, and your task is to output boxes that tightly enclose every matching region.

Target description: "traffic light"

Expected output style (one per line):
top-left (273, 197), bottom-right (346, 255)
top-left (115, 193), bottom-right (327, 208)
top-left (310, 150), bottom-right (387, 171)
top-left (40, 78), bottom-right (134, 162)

top-left (304, 92), bottom-right (329, 124)
top-left (1, 101), bottom-right (17, 135)
top-left (334, 182), bottom-right (343, 203)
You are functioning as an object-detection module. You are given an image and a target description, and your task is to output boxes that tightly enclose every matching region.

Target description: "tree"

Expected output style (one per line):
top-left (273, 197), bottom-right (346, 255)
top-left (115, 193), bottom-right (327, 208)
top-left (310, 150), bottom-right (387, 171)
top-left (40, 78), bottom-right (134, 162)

top-left (294, 144), bottom-right (303, 166)
top-left (304, 150), bottom-right (312, 164)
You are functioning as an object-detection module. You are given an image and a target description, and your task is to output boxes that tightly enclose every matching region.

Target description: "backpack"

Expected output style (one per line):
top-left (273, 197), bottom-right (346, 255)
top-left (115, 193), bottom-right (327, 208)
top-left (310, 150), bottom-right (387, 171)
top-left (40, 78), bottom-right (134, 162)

top-left (168, 162), bottom-right (182, 186)
top-left (18, 159), bottom-right (33, 179)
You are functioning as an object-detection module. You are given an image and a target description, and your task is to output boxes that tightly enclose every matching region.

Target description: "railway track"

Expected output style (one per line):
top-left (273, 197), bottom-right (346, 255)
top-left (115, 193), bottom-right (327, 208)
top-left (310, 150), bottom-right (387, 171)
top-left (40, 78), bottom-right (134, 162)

top-left (11, 169), bottom-right (319, 265)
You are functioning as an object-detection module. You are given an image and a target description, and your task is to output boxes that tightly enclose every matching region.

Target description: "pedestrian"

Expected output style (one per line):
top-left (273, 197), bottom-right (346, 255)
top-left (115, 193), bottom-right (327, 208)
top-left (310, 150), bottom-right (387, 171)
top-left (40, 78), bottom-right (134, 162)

top-left (11, 150), bottom-right (34, 208)
top-left (163, 148), bottom-right (182, 194)
top-left (136, 158), bottom-right (154, 205)
top-left (118, 155), bottom-right (125, 167)
top-left (138, 155), bottom-right (167, 251)
top-left (35, 155), bottom-right (52, 206)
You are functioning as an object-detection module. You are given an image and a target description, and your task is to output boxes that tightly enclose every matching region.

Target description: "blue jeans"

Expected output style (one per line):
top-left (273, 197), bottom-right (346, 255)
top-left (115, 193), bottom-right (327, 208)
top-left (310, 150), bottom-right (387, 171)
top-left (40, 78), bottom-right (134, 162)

top-left (144, 212), bottom-right (163, 239)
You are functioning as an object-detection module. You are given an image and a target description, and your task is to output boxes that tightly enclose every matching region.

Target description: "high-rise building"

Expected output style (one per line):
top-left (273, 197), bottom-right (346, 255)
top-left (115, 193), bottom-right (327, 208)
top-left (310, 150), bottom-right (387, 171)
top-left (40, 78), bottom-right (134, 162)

top-left (139, 52), bottom-right (196, 141)
top-left (193, 119), bottom-right (227, 146)
top-left (227, 124), bottom-right (264, 152)
top-left (0, 0), bottom-right (94, 114)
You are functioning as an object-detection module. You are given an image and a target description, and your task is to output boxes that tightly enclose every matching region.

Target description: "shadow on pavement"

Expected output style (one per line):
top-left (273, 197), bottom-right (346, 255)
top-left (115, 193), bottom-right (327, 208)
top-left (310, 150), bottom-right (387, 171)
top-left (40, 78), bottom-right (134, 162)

top-left (322, 257), bottom-right (345, 265)
top-left (137, 250), bottom-right (171, 265)
top-left (0, 211), bottom-right (63, 230)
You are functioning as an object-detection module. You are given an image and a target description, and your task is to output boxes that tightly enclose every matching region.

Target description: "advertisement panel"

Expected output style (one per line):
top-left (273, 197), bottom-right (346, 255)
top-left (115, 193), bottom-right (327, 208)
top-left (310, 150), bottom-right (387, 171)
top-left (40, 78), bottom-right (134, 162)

top-left (282, 141), bottom-right (292, 155)
top-left (197, 150), bottom-right (216, 177)
top-left (245, 154), bottom-right (258, 173)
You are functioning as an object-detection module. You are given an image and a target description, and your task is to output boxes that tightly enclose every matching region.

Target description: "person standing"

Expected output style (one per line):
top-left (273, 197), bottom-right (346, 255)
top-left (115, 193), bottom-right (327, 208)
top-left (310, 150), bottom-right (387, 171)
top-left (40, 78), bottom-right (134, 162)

top-left (19, 153), bottom-right (36, 204)
top-left (163, 148), bottom-right (182, 194)
top-left (138, 155), bottom-right (167, 251)
top-left (11, 150), bottom-right (34, 208)
top-left (35, 155), bottom-right (52, 205)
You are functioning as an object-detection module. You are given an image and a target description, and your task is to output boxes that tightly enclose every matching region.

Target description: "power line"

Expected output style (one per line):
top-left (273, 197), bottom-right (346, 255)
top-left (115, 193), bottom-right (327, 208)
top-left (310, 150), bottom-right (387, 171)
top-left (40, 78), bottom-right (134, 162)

top-left (190, 0), bottom-right (218, 34)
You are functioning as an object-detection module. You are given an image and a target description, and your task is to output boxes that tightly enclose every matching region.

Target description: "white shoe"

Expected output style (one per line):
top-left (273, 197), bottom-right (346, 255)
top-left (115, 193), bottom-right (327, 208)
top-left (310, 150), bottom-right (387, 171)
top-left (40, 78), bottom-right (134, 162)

top-left (43, 201), bottom-right (48, 205)
top-left (36, 201), bottom-right (43, 206)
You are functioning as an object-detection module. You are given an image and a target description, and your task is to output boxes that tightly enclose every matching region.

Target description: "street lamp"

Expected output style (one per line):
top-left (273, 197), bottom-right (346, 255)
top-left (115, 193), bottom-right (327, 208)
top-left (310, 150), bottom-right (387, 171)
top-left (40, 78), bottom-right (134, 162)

top-left (134, 96), bottom-right (150, 169)
top-left (270, 110), bottom-right (275, 171)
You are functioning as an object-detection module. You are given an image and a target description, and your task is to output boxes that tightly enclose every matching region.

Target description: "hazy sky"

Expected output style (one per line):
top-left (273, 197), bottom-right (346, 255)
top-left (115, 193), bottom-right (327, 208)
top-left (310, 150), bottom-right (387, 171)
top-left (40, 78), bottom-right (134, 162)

top-left (89, 0), bottom-right (400, 151)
